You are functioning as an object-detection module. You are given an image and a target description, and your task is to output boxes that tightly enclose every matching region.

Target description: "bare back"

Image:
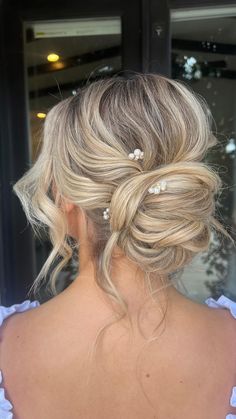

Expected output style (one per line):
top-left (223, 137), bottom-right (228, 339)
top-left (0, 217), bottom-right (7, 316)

top-left (1, 285), bottom-right (236, 419)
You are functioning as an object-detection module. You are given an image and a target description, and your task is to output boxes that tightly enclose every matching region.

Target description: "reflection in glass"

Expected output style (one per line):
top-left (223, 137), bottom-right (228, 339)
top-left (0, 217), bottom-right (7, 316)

top-left (171, 6), bottom-right (236, 301)
top-left (24, 17), bottom-right (122, 162)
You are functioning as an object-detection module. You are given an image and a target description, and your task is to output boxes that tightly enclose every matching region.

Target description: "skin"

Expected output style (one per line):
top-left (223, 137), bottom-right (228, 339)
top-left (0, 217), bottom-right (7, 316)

top-left (1, 198), bottom-right (236, 419)
top-left (61, 197), bottom-right (186, 317)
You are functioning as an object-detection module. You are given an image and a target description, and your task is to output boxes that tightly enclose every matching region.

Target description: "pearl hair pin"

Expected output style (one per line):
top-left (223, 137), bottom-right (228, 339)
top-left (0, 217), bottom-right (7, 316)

top-left (103, 207), bottom-right (110, 220)
top-left (103, 180), bottom-right (167, 220)
top-left (102, 148), bottom-right (167, 220)
top-left (103, 148), bottom-right (144, 220)
top-left (128, 148), bottom-right (144, 160)
top-left (148, 180), bottom-right (167, 194)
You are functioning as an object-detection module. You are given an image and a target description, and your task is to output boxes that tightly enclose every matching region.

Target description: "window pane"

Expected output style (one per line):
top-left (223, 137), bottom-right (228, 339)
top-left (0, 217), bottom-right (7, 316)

top-left (24, 17), bottom-right (122, 162)
top-left (171, 6), bottom-right (236, 302)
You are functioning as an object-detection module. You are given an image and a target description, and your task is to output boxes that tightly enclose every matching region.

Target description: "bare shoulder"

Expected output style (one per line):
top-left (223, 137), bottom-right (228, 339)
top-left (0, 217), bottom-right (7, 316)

top-left (1, 292), bottom-right (236, 419)
top-left (202, 297), bottom-right (236, 343)
top-left (3, 291), bottom-right (236, 361)
top-left (186, 294), bottom-right (236, 342)
top-left (182, 295), bottom-right (236, 373)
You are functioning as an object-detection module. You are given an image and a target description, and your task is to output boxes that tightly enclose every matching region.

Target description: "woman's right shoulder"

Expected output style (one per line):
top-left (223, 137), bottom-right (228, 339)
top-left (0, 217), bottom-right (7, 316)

top-left (204, 294), bottom-right (236, 357)
top-left (204, 294), bottom-right (236, 335)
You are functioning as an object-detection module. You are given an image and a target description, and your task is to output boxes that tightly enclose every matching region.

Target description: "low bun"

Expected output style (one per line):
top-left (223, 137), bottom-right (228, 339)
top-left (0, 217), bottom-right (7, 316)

top-left (13, 72), bottom-right (234, 314)
top-left (110, 160), bottom-right (222, 276)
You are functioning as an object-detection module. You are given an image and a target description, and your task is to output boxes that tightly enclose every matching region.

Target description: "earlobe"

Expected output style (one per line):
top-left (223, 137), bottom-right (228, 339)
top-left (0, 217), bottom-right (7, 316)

top-left (61, 198), bottom-right (75, 213)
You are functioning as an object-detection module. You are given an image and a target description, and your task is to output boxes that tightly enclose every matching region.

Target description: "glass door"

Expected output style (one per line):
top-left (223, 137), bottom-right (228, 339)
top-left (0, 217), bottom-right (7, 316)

top-left (24, 17), bottom-right (122, 162)
top-left (170, 5), bottom-right (236, 301)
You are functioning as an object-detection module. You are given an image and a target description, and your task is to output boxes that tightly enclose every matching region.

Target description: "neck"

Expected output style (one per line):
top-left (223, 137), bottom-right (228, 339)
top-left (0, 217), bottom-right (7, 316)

top-left (67, 249), bottom-right (181, 318)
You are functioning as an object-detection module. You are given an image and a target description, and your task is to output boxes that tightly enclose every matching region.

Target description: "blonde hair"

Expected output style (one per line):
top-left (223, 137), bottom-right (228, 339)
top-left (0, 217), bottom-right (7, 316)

top-left (13, 72), bottom-right (233, 318)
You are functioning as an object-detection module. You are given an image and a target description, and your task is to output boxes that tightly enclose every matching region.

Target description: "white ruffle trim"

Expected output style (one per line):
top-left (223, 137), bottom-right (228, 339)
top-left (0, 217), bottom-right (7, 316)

top-left (0, 299), bottom-right (40, 418)
top-left (205, 294), bottom-right (236, 418)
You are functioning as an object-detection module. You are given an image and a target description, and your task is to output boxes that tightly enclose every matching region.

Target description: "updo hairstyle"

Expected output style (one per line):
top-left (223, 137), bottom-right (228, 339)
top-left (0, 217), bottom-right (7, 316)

top-left (13, 73), bottom-right (232, 315)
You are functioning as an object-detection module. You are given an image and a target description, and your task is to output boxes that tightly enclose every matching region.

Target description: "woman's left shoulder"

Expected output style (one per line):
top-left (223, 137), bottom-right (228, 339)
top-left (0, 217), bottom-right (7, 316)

top-left (0, 299), bottom-right (40, 320)
top-left (0, 300), bottom-right (41, 418)
top-left (0, 299), bottom-right (40, 333)
top-left (0, 299), bottom-right (41, 365)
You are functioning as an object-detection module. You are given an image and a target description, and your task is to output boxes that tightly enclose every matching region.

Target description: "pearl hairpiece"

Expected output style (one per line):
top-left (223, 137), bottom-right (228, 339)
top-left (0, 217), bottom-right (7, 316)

top-left (148, 180), bottom-right (167, 194)
top-left (103, 207), bottom-right (110, 220)
top-left (103, 149), bottom-right (167, 220)
top-left (128, 148), bottom-right (144, 161)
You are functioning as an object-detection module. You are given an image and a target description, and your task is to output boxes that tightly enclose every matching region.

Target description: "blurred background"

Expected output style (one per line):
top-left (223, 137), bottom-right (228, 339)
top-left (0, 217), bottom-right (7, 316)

top-left (0, 0), bottom-right (236, 305)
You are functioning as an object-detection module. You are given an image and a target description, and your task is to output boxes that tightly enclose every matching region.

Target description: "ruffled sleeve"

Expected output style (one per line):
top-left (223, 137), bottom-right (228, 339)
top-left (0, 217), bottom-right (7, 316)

top-left (205, 294), bottom-right (236, 419)
top-left (205, 295), bottom-right (236, 319)
top-left (0, 370), bottom-right (13, 419)
top-left (0, 299), bottom-right (40, 418)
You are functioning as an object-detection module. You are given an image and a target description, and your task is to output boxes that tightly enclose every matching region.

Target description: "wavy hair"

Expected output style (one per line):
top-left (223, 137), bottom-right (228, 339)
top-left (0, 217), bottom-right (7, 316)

top-left (13, 72), bottom-right (234, 346)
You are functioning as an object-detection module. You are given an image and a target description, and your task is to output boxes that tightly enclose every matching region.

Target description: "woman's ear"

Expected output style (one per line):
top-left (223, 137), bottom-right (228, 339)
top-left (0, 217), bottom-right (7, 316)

top-left (64, 199), bottom-right (74, 213)
top-left (61, 199), bottom-right (80, 239)
top-left (60, 198), bottom-right (75, 214)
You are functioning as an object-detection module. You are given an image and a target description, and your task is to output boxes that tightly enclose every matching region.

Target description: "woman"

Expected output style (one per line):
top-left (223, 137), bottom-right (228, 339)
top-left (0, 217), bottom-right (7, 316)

top-left (1, 73), bottom-right (236, 419)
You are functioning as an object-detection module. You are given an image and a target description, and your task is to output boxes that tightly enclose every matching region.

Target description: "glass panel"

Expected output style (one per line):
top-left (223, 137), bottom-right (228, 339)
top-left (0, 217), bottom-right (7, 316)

top-left (24, 17), bottom-right (122, 162)
top-left (171, 6), bottom-right (236, 302)
top-left (24, 18), bottom-right (122, 299)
